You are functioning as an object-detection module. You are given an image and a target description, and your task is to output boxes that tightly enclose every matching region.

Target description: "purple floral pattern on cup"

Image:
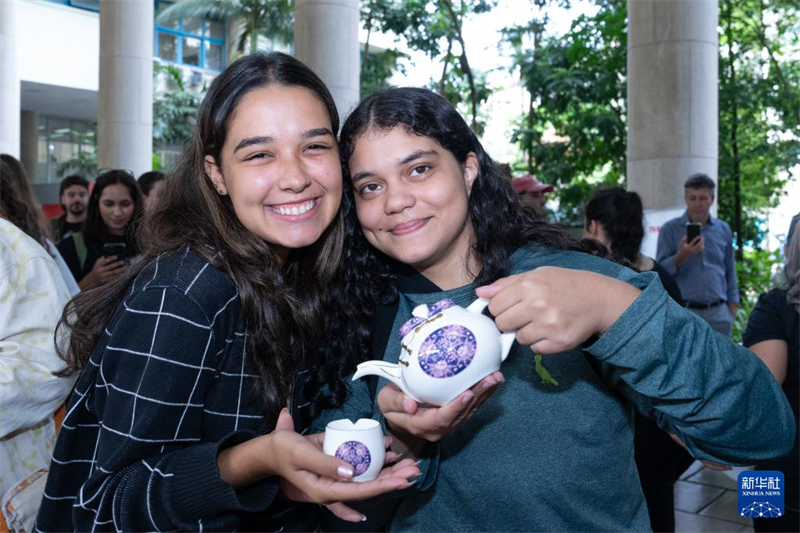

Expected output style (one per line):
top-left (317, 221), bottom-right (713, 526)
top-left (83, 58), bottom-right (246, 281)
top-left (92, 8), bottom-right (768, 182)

top-left (398, 299), bottom-right (457, 339)
top-left (335, 441), bottom-right (372, 476)
top-left (417, 325), bottom-right (477, 378)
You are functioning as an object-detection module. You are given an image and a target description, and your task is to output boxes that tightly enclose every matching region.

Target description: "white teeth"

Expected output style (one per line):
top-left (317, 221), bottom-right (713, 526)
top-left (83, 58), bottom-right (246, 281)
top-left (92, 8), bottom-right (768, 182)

top-left (271, 199), bottom-right (315, 216)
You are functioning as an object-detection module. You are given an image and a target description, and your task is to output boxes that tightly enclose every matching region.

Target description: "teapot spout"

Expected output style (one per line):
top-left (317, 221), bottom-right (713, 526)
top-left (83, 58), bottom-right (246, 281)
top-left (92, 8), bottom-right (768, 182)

top-left (352, 360), bottom-right (408, 393)
top-left (500, 332), bottom-right (516, 362)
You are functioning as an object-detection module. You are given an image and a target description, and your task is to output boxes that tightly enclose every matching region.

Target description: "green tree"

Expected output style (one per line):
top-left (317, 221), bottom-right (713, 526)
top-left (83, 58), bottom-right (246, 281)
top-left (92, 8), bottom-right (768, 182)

top-left (506, 0), bottom-right (626, 223)
top-left (156, 0), bottom-right (293, 55)
top-left (718, 0), bottom-right (800, 257)
top-left (153, 64), bottom-right (203, 146)
top-left (367, 0), bottom-right (497, 133)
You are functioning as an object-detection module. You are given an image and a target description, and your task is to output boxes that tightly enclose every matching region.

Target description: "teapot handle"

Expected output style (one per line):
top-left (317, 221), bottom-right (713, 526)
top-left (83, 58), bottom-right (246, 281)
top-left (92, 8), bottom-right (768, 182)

top-left (466, 297), bottom-right (490, 314)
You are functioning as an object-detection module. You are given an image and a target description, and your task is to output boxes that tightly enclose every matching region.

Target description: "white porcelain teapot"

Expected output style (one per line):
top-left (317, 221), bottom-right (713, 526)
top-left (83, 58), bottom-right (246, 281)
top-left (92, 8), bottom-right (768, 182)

top-left (352, 297), bottom-right (516, 406)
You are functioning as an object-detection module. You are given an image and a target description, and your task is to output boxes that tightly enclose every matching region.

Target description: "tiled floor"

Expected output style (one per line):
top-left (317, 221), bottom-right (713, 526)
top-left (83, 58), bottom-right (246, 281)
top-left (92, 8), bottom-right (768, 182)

top-left (675, 461), bottom-right (754, 532)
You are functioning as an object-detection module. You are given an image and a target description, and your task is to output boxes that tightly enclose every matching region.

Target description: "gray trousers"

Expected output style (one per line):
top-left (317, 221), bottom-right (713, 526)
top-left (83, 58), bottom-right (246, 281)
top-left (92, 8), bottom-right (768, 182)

top-left (688, 304), bottom-right (734, 337)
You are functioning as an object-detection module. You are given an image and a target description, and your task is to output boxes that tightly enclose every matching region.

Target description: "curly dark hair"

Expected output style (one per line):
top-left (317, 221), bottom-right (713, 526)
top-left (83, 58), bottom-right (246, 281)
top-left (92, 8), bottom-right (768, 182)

top-left (1, 154), bottom-right (50, 247)
top-left (584, 187), bottom-right (645, 265)
top-left (56, 52), bottom-right (351, 429)
top-left (329, 87), bottom-right (603, 367)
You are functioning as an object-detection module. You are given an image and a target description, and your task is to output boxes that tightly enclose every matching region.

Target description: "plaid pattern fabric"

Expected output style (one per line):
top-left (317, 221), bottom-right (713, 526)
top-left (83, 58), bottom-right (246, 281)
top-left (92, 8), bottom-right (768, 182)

top-left (35, 248), bottom-right (278, 532)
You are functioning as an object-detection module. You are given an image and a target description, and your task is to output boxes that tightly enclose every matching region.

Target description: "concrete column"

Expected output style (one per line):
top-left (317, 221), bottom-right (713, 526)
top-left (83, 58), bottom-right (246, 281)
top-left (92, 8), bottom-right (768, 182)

top-left (20, 110), bottom-right (39, 183)
top-left (0, 0), bottom-right (20, 157)
top-left (98, 0), bottom-right (153, 178)
top-left (295, 0), bottom-right (360, 123)
top-left (626, 0), bottom-right (719, 211)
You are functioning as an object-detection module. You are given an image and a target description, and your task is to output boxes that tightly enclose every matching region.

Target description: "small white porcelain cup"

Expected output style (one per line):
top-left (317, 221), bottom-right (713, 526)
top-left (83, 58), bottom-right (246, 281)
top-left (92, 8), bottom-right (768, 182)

top-left (323, 418), bottom-right (385, 482)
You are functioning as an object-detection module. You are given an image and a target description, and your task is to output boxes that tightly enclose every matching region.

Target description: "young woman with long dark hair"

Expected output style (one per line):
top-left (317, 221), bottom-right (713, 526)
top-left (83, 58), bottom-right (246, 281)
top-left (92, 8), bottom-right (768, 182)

top-left (35, 53), bottom-right (418, 532)
top-left (57, 169), bottom-right (144, 289)
top-left (326, 87), bottom-right (795, 531)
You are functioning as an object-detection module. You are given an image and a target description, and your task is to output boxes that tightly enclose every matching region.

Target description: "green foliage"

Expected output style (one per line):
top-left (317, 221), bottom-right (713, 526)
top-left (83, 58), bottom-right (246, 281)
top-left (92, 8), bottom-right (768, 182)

top-left (732, 247), bottom-right (782, 342)
top-left (718, 0), bottom-right (800, 250)
top-left (507, 0), bottom-right (627, 223)
top-left (157, 0), bottom-right (293, 54)
top-left (360, 48), bottom-right (407, 99)
top-left (363, 0), bottom-right (496, 130)
top-left (153, 64), bottom-right (203, 146)
top-left (57, 130), bottom-right (97, 179)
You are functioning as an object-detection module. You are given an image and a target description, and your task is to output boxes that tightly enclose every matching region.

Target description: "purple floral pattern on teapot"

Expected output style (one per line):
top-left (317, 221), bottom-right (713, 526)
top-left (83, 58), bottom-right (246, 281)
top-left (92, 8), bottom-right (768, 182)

top-left (418, 325), bottom-right (477, 378)
top-left (335, 441), bottom-right (372, 476)
top-left (398, 299), bottom-right (457, 339)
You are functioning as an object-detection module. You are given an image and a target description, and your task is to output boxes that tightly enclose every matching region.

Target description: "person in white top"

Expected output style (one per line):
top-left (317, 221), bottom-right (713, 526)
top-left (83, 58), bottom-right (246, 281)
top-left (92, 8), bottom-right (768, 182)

top-left (0, 216), bottom-right (76, 504)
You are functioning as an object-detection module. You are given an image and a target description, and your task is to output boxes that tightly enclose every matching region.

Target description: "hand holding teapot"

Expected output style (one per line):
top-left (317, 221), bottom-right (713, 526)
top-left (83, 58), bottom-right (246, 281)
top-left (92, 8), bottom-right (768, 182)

top-left (353, 297), bottom-right (515, 407)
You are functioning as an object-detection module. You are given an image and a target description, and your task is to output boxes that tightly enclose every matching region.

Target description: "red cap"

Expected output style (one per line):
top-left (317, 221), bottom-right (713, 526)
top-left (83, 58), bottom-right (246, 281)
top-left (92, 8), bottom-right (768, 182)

top-left (512, 175), bottom-right (554, 194)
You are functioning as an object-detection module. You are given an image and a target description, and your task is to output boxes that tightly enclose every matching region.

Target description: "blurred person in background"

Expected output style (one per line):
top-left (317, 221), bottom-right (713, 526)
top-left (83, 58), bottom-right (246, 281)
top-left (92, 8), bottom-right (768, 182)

top-left (57, 170), bottom-right (143, 290)
top-left (744, 226), bottom-right (799, 533)
top-left (0, 156), bottom-right (79, 295)
top-left (50, 174), bottom-right (89, 244)
top-left (138, 170), bottom-right (165, 211)
top-left (511, 174), bottom-right (554, 221)
top-left (584, 186), bottom-right (691, 532)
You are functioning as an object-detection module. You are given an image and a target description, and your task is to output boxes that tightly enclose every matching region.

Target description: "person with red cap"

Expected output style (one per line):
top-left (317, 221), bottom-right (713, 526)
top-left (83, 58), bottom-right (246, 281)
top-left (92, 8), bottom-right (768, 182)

top-left (512, 174), bottom-right (554, 219)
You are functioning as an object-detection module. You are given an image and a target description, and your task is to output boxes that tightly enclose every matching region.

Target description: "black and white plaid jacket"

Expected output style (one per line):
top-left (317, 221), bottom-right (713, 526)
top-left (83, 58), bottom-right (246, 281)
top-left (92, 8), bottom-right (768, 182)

top-left (35, 248), bottom-right (281, 532)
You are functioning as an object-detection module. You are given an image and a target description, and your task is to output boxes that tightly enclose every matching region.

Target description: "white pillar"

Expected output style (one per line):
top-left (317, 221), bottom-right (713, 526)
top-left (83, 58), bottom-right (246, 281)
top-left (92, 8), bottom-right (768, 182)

top-left (0, 0), bottom-right (20, 158)
top-left (20, 110), bottom-right (38, 183)
top-left (98, 0), bottom-right (153, 178)
top-left (294, 0), bottom-right (360, 123)
top-left (626, 0), bottom-right (719, 210)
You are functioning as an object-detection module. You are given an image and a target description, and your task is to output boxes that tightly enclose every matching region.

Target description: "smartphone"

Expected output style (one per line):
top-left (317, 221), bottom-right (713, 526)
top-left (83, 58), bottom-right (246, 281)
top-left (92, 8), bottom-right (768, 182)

top-left (102, 242), bottom-right (126, 258)
top-left (686, 223), bottom-right (701, 243)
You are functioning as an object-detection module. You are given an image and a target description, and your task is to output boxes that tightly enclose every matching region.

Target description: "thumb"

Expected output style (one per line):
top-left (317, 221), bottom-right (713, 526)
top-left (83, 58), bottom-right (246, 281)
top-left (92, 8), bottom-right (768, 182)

top-left (274, 408), bottom-right (294, 432)
top-left (475, 274), bottom-right (518, 299)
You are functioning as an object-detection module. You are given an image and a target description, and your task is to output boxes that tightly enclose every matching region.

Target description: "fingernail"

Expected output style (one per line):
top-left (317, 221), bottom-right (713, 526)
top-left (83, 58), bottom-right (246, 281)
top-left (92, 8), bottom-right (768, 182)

top-left (482, 379), bottom-right (495, 389)
top-left (361, 515), bottom-right (367, 522)
top-left (395, 452), bottom-right (405, 460)
top-left (338, 465), bottom-right (354, 479)
top-left (461, 392), bottom-right (474, 404)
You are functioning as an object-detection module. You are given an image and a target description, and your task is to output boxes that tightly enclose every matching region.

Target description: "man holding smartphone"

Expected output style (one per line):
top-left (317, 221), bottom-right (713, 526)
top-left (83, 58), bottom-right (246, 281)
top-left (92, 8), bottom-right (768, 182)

top-left (656, 174), bottom-right (740, 336)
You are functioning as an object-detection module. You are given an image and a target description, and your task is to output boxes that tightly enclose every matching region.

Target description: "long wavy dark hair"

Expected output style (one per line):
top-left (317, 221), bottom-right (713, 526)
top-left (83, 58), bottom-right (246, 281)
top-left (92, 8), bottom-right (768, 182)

top-left (57, 52), bottom-right (350, 428)
top-left (0, 154), bottom-right (50, 247)
top-left (584, 187), bottom-right (645, 265)
top-left (83, 170), bottom-right (144, 255)
top-left (332, 87), bottom-right (602, 364)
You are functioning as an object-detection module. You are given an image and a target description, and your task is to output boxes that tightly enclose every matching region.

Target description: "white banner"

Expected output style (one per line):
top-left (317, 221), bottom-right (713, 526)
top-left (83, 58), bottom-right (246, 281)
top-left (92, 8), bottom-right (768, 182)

top-left (641, 208), bottom-right (685, 259)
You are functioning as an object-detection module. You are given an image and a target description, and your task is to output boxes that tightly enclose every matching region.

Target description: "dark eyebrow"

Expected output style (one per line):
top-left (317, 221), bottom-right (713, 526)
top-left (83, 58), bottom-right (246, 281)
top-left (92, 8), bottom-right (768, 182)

top-left (399, 149), bottom-right (438, 166)
top-left (351, 149), bottom-right (439, 184)
top-left (302, 128), bottom-right (335, 140)
top-left (233, 136), bottom-right (274, 153)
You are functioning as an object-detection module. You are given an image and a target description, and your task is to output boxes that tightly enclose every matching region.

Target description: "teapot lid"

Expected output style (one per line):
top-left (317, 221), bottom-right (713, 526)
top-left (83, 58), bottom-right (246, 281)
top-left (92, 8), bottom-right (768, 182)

top-left (398, 298), bottom-right (456, 339)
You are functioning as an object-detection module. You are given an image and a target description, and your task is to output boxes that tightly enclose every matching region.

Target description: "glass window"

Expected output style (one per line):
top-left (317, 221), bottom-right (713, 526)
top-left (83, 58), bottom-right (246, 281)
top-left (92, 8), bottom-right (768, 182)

top-left (158, 32), bottom-right (177, 61)
top-left (154, 1), bottom-right (225, 71)
top-left (36, 116), bottom-right (96, 184)
top-left (182, 37), bottom-right (201, 66)
top-left (183, 17), bottom-right (203, 36)
top-left (206, 42), bottom-right (223, 70)
top-left (207, 20), bottom-right (224, 40)
top-left (155, 1), bottom-right (180, 30)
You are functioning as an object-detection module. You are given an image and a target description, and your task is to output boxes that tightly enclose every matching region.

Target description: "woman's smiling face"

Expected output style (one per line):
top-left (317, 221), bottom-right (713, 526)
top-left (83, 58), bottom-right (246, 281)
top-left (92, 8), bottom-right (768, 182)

top-left (205, 85), bottom-right (342, 261)
top-left (349, 127), bottom-right (479, 288)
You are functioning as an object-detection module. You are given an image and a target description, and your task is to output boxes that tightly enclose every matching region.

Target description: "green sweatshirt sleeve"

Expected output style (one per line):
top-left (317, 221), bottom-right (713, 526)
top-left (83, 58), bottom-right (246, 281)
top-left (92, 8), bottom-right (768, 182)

top-left (585, 270), bottom-right (796, 465)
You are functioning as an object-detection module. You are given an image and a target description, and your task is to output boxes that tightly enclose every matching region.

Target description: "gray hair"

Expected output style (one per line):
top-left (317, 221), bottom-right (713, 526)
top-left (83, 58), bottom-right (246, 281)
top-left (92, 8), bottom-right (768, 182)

top-left (684, 173), bottom-right (716, 193)
top-left (785, 226), bottom-right (800, 312)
